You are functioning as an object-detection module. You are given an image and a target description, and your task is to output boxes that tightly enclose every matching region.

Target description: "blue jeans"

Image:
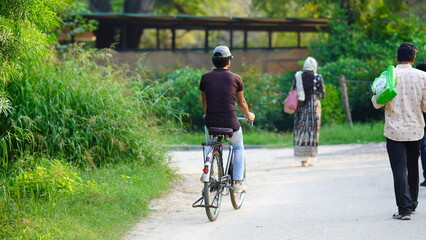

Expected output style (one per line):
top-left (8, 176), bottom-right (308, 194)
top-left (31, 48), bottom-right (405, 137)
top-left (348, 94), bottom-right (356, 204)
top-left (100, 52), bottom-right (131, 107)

top-left (421, 131), bottom-right (426, 180)
top-left (205, 127), bottom-right (245, 180)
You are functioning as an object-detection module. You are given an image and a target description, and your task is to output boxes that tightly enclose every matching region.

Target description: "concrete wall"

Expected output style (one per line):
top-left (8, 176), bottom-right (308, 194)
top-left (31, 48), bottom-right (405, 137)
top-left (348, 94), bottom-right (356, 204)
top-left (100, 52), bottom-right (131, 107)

top-left (113, 48), bottom-right (309, 75)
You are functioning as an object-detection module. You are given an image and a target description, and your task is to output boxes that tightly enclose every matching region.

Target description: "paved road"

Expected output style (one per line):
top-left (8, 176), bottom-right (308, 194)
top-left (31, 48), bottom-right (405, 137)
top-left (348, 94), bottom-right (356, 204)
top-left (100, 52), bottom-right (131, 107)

top-left (124, 143), bottom-right (426, 240)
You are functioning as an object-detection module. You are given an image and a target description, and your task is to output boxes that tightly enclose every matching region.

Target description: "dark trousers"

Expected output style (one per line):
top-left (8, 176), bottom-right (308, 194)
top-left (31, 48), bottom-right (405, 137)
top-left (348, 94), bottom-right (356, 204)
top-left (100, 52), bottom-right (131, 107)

top-left (386, 138), bottom-right (420, 215)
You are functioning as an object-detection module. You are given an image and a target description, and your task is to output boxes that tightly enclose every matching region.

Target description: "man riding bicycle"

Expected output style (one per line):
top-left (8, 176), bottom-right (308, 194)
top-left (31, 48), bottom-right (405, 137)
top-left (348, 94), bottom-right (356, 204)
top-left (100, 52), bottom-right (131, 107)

top-left (199, 45), bottom-right (255, 193)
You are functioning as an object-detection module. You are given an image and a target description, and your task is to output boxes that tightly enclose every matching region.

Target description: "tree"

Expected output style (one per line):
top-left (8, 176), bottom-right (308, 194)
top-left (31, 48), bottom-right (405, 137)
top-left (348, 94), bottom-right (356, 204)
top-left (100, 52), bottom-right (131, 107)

top-left (89, 0), bottom-right (112, 12)
top-left (0, 0), bottom-right (65, 84)
top-left (88, 0), bottom-right (115, 48)
top-left (0, 0), bottom-right (67, 160)
top-left (122, 0), bottom-right (155, 49)
top-left (309, 0), bottom-right (426, 123)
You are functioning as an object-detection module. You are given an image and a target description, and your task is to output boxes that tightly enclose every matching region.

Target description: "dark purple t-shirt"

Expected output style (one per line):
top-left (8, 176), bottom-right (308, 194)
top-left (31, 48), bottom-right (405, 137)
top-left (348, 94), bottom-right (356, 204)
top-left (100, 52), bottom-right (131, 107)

top-left (199, 69), bottom-right (244, 131)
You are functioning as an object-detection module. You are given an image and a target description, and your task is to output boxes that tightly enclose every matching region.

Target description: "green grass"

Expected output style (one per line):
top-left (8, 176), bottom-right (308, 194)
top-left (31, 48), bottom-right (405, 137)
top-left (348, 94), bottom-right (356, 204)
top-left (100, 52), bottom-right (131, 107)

top-left (1, 161), bottom-right (174, 240)
top-left (1, 122), bottom-right (385, 239)
top-left (165, 121), bottom-right (385, 147)
top-left (320, 121), bottom-right (385, 145)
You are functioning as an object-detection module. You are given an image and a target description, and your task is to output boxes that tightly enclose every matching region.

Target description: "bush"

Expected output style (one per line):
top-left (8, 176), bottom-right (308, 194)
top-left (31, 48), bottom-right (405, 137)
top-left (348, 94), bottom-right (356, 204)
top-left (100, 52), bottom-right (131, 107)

top-left (310, 10), bottom-right (426, 123)
top-left (1, 47), bottom-right (173, 167)
top-left (240, 65), bottom-right (290, 131)
top-left (6, 156), bottom-right (91, 199)
top-left (159, 66), bottom-right (206, 130)
top-left (319, 58), bottom-right (384, 122)
top-left (157, 65), bottom-right (295, 131)
top-left (321, 84), bottom-right (345, 125)
top-left (156, 65), bottom-right (346, 132)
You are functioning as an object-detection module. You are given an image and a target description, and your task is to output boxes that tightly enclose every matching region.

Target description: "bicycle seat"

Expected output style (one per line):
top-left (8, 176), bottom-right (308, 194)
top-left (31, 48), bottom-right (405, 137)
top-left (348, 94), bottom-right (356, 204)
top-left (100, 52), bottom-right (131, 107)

top-left (208, 127), bottom-right (233, 138)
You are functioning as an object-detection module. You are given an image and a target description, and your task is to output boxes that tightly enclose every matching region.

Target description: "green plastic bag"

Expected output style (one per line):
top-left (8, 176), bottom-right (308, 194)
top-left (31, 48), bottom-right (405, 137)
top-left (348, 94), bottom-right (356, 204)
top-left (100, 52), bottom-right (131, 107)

top-left (371, 65), bottom-right (397, 104)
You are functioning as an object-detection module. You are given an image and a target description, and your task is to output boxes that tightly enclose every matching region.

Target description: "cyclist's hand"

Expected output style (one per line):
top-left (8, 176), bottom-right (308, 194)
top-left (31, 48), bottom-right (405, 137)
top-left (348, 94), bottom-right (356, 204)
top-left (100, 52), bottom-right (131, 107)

top-left (246, 112), bottom-right (255, 122)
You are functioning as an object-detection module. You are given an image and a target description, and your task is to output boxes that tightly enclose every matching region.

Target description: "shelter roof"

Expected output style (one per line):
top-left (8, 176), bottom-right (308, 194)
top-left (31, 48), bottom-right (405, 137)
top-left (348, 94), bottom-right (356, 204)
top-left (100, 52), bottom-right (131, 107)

top-left (83, 13), bottom-right (331, 32)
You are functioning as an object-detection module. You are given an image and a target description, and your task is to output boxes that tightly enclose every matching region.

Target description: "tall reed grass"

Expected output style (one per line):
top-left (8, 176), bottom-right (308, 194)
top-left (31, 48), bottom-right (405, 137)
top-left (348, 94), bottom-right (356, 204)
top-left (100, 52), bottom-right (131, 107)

top-left (1, 47), bottom-right (176, 168)
top-left (0, 46), bottom-right (179, 239)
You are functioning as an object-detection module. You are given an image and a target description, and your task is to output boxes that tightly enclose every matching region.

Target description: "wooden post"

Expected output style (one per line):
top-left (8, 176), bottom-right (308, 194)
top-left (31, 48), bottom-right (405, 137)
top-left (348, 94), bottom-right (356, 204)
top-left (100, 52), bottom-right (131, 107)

top-left (171, 28), bottom-right (176, 51)
top-left (297, 31), bottom-right (301, 48)
top-left (156, 29), bottom-right (160, 49)
top-left (204, 29), bottom-right (209, 52)
top-left (268, 31), bottom-right (272, 49)
top-left (339, 75), bottom-right (353, 128)
top-left (229, 29), bottom-right (233, 49)
top-left (244, 30), bottom-right (248, 51)
top-left (120, 23), bottom-right (128, 50)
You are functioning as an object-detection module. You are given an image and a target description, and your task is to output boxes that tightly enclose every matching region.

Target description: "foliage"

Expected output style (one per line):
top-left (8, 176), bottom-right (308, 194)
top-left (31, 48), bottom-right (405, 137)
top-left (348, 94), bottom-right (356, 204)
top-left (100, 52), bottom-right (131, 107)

top-left (55, 0), bottom-right (98, 43)
top-left (131, 58), bottom-right (188, 126)
top-left (159, 66), bottom-right (206, 130)
top-left (154, 0), bottom-right (207, 15)
top-left (0, 1), bottom-right (176, 239)
top-left (5, 156), bottom-right (90, 200)
top-left (1, 160), bottom-right (173, 240)
top-left (1, 47), bottom-right (175, 167)
top-left (0, 0), bottom-right (65, 31)
top-left (0, 0), bottom-right (66, 84)
top-left (320, 84), bottom-right (345, 125)
top-left (251, 0), bottom-right (336, 17)
top-left (310, 3), bottom-right (426, 123)
top-left (319, 58), bottom-right (383, 121)
top-left (240, 65), bottom-right (288, 131)
top-left (156, 65), bottom-right (345, 132)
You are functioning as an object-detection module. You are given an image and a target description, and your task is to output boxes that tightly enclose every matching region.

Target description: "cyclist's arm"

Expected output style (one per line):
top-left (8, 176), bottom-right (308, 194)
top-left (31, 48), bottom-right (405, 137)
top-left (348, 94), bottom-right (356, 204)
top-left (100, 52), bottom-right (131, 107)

top-left (236, 91), bottom-right (255, 121)
top-left (201, 91), bottom-right (207, 114)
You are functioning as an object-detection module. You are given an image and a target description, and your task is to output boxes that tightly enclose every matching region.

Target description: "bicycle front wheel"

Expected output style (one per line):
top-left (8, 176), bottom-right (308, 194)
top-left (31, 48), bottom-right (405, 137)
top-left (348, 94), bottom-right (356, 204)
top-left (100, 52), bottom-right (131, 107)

top-left (203, 149), bottom-right (223, 221)
top-left (230, 158), bottom-right (246, 210)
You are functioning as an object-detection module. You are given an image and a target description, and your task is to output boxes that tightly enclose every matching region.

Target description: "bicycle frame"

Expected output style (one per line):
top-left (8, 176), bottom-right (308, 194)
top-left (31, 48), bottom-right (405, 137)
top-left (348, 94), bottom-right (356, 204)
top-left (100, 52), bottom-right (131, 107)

top-left (192, 117), bottom-right (251, 221)
top-left (202, 140), bottom-right (234, 190)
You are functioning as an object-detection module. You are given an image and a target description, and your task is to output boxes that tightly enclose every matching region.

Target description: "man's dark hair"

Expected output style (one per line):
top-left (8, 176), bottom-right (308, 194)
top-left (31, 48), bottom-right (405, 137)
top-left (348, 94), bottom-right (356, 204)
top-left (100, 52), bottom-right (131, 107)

top-left (397, 42), bottom-right (418, 62)
top-left (416, 62), bottom-right (426, 72)
top-left (212, 52), bottom-right (231, 68)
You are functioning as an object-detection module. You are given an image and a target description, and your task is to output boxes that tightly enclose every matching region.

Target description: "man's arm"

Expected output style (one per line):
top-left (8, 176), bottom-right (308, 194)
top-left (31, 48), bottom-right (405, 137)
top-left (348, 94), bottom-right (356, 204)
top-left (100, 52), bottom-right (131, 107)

top-left (201, 91), bottom-right (207, 114)
top-left (236, 91), bottom-right (255, 121)
top-left (371, 95), bottom-right (385, 109)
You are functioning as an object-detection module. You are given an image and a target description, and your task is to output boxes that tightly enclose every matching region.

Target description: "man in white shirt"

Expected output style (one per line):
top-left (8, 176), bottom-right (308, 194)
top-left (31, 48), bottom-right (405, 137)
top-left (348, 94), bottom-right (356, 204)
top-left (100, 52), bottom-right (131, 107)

top-left (372, 42), bottom-right (426, 220)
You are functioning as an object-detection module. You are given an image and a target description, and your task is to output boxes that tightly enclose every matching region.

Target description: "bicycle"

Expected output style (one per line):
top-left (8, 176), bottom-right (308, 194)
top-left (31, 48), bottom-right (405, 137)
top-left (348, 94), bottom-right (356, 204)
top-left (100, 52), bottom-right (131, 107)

top-left (192, 117), bottom-right (252, 221)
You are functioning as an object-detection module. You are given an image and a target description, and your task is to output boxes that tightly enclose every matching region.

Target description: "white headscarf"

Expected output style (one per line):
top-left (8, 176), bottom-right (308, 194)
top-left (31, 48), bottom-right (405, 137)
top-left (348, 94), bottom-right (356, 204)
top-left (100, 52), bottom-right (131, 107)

top-left (303, 57), bottom-right (318, 73)
top-left (295, 57), bottom-right (318, 101)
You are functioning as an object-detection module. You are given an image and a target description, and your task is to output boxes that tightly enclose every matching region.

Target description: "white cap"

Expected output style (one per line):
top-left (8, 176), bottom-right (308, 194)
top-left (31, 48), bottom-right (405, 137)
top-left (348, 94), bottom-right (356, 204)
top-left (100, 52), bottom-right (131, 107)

top-left (213, 45), bottom-right (232, 58)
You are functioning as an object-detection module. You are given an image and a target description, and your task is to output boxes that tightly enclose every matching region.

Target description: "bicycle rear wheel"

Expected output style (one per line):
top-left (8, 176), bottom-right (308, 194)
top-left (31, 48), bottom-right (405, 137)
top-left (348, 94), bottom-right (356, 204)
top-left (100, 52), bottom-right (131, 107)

top-left (203, 149), bottom-right (223, 221)
top-left (230, 158), bottom-right (246, 210)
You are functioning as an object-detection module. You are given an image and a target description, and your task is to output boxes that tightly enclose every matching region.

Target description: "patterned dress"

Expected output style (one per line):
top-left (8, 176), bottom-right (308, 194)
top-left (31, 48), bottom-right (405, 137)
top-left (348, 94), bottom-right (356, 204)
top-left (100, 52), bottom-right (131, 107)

top-left (293, 72), bottom-right (325, 159)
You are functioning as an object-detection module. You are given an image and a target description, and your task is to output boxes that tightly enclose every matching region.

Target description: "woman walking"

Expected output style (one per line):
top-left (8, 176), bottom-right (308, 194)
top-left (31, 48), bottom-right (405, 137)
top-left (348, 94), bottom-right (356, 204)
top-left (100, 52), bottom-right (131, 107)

top-left (292, 57), bottom-right (325, 167)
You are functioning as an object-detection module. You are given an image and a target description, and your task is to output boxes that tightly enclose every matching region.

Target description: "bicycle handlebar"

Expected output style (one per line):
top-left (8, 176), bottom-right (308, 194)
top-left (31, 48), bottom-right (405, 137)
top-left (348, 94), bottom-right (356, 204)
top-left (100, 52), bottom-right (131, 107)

top-left (237, 117), bottom-right (254, 127)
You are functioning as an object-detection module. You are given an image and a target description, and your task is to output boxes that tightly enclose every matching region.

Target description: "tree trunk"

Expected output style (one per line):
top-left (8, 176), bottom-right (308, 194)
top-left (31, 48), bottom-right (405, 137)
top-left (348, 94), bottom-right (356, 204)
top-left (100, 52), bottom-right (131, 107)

top-left (89, 0), bottom-right (112, 12)
top-left (341, 0), bottom-right (355, 25)
top-left (89, 0), bottom-right (115, 49)
top-left (124, 0), bottom-right (155, 13)
top-left (121, 0), bottom-right (156, 50)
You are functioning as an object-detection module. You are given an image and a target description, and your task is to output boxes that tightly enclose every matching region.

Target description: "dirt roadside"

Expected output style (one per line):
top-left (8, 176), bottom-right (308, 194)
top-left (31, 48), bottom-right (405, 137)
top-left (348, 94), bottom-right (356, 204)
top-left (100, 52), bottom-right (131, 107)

top-left (123, 143), bottom-right (426, 240)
